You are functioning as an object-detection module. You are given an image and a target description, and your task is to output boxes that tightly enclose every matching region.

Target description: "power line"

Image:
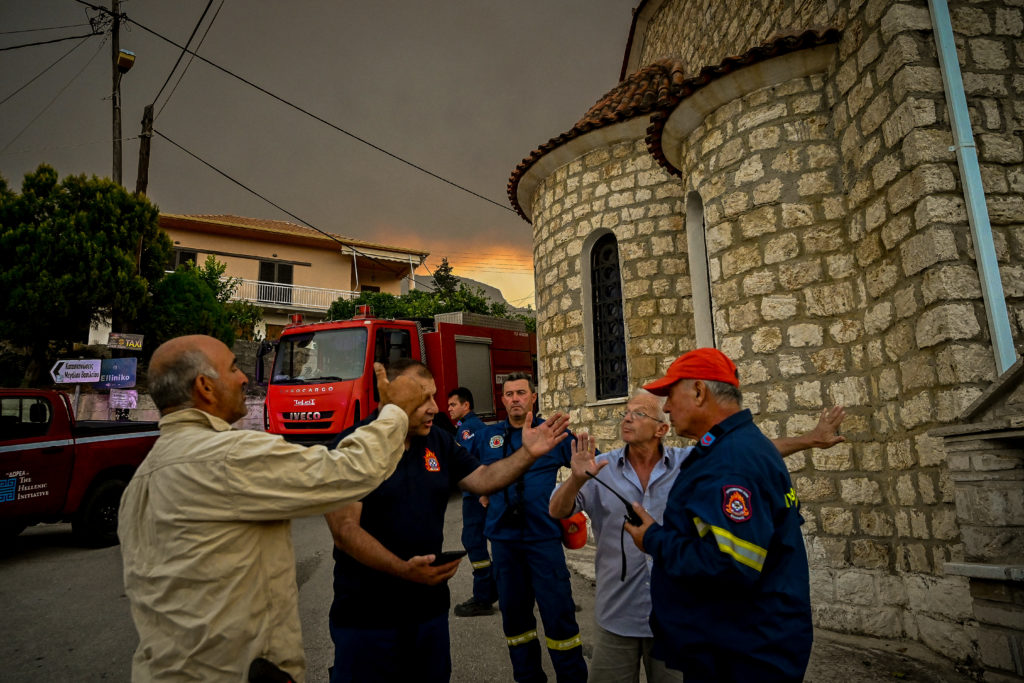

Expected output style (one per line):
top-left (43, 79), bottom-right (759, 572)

top-left (72, 0), bottom-right (514, 214)
top-left (1, 36), bottom-right (107, 154)
top-left (0, 23), bottom-right (92, 36)
top-left (0, 31), bottom-right (100, 51)
top-left (0, 34), bottom-right (94, 107)
top-left (154, 128), bottom-right (424, 284)
top-left (154, 0), bottom-right (223, 120)
top-left (0, 135), bottom-right (138, 159)
top-left (150, 0), bottom-right (216, 110)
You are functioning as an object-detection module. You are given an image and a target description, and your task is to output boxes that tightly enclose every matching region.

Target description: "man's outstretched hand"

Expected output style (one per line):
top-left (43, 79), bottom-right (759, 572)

top-left (521, 411), bottom-right (570, 459)
top-left (375, 362), bottom-right (428, 418)
top-left (569, 431), bottom-right (606, 482)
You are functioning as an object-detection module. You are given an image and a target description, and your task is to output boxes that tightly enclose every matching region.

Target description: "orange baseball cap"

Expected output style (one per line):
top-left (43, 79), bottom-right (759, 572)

top-left (642, 348), bottom-right (740, 395)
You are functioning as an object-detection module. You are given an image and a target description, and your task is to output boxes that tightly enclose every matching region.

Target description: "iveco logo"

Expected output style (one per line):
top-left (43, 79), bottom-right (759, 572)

top-left (294, 399), bottom-right (316, 406)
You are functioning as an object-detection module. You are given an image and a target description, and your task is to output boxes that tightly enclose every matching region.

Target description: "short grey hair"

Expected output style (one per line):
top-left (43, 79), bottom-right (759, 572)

top-left (150, 349), bottom-right (219, 413)
top-left (502, 372), bottom-right (535, 393)
top-left (632, 389), bottom-right (669, 425)
top-left (704, 379), bottom-right (743, 406)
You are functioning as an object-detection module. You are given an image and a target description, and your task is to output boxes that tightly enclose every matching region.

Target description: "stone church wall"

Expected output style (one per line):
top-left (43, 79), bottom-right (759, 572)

top-left (527, 0), bottom-right (1023, 668)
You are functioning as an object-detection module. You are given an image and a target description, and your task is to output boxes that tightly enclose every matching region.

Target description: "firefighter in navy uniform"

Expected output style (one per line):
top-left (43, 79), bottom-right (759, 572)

top-left (624, 348), bottom-right (813, 682)
top-left (473, 373), bottom-right (587, 683)
top-left (447, 386), bottom-right (499, 617)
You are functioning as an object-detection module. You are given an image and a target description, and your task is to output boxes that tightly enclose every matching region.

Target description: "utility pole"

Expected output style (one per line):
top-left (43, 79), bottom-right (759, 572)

top-left (111, 0), bottom-right (122, 185)
top-left (135, 104), bottom-right (153, 195)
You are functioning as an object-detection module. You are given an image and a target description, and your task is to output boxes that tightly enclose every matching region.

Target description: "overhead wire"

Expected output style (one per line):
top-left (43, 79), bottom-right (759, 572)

top-left (154, 128), bottom-right (425, 284)
top-left (150, 0), bottom-right (216, 114)
top-left (1, 35), bottom-right (108, 155)
top-left (71, 0), bottom-right (515, 215)
top-left (0, 33), bottom-right (95, 107)
top-left (0, 23), bottom-right (93, 35)
top-left (0, 31), bottom-right (100, 51)
top-left (154, 0), bottom-right (223, 120)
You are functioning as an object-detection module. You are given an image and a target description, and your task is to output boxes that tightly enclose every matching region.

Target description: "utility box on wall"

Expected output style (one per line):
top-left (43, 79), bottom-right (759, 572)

top-left (934, 359), bottom-right (1024, 681)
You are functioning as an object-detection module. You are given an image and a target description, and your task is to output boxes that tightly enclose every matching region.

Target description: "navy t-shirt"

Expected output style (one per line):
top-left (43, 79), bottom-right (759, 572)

top-left (330, 418), bottom-right (480, 627)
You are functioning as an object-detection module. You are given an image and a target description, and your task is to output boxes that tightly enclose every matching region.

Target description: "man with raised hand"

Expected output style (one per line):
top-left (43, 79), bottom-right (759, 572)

top-left (119, 334), bottom-right (427, 682)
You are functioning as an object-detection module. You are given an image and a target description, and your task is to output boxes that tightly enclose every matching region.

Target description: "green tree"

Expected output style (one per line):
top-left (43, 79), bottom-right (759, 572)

top-left (325, 259), bottom-right (536, 334)
top-left (186, 255), bottom-right (263, 340)
top-left (138, 269), bottom-right (235, 356)
top-left (0, 165), bottom-right (171, 383)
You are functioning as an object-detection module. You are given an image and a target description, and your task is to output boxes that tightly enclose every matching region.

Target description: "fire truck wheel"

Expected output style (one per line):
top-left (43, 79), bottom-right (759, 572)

top-left (73, 478), bottom-right (127, 547)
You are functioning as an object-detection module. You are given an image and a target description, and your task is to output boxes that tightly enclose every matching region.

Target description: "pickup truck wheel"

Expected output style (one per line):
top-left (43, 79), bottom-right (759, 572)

top-left (73, 479), bottom-right (127, 547)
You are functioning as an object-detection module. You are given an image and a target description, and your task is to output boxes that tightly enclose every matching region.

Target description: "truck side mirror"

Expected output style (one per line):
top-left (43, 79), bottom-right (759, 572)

top-left (255, 340), bottom-right (277, 386)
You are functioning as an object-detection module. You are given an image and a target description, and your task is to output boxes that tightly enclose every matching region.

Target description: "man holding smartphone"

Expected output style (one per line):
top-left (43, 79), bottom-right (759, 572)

top-left (325, 359), bottom-right (572, 683)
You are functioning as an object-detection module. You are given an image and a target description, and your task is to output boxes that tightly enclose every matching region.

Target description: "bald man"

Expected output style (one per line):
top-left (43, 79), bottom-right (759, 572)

top-left (118, 335), bottom-right (428, 683)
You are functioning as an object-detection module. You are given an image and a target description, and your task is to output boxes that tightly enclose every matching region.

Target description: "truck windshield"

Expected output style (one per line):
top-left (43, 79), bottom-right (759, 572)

top-left (271, 328), bottom-right (368, 384)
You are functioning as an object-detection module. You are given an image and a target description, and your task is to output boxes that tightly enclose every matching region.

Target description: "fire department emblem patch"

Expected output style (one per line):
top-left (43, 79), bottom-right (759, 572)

top-left (489, 435), bottom-right (504, 449)
top-left (722, 485), bottom-right (752, 522)
top-left (423, 448), bottom-right (440, 472)
top-left (461, 430), bottom-right (472, 441)
top-left (700, 431), bottom-right (716, 447)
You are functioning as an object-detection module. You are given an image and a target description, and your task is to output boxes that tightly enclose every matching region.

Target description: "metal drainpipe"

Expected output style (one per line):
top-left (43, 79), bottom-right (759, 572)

top-left (927, 0), bottom-right (1017, 375)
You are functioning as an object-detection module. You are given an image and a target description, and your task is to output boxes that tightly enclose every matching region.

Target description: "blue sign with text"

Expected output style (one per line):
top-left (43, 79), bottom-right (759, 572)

top-left (97, 357), bottom-right (137, 389)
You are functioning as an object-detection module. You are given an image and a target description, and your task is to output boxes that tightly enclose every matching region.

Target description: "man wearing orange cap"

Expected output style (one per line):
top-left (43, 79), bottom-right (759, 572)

top-left (624, 348), bottom-right (814, 682)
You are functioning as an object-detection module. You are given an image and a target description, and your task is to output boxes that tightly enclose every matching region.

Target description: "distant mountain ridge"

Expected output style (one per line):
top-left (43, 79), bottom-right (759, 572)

top-left (412, 275), bottom-right (532, 314)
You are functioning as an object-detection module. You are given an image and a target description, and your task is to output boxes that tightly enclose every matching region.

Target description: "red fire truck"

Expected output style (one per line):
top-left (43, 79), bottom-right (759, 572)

top-left (262, 308), bottom-right (536, 444)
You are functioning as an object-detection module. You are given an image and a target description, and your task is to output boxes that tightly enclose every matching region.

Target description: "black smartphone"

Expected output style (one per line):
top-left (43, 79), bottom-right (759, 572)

top-left (430, 550), bottom-right (467, 566)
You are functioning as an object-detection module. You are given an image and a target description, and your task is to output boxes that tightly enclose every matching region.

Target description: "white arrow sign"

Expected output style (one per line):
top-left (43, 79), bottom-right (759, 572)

top-left (50, 359), bottom-right (102, 383)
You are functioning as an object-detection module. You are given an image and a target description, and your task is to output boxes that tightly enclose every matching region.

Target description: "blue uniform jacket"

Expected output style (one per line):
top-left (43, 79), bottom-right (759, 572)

top-left (473, 416), bottom-right (573, 542)
top-left (643, 409), bottom-right (812, 679)
top-left (454, 411), bottom-right (487, 447)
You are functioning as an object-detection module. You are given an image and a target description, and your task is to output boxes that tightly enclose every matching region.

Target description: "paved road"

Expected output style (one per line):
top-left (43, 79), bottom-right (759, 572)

top-left (0, 495), bottom-right (973, 682)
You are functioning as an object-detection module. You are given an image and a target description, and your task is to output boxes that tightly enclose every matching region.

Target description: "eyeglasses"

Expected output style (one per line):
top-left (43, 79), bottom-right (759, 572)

top-left (619, 409), bottom-right (657, 421)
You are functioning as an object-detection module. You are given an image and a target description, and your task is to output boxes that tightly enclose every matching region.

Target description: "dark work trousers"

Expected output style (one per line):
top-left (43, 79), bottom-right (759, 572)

top-left (491, 538), bottom-right (587, 683)
top-left (461, 495), bottom-right (498, 603)
top-left (329, 612), bottom-right (451, 683)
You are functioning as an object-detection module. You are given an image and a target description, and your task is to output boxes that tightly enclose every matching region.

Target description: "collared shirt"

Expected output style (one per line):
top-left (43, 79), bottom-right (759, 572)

top-left (118, 405), bottom-right (408, 683)
top-left (454, 410), bottom-right (486, 447)
top-left (331, 422), bottom-right (480, 628)
top-left (473, 417), bottom-right (575, 541)
top-left (556, 444), bottom-right (692, 638)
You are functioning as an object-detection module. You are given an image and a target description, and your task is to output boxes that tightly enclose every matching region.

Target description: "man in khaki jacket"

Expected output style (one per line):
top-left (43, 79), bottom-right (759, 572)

top-left (119, 335), bottom-right (427, 682)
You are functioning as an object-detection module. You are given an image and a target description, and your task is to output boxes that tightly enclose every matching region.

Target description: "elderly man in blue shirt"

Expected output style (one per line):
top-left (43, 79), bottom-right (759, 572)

top-left (550, 389), bottom-right (844, 682)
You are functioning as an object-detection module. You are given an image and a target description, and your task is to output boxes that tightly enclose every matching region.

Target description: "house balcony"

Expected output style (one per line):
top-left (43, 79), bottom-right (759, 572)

top-left (230, 278), bottom-right (358, 312)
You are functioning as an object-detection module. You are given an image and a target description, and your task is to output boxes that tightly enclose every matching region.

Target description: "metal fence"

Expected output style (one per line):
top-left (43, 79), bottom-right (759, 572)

top-left (230, 278), bottom-right (358, 311)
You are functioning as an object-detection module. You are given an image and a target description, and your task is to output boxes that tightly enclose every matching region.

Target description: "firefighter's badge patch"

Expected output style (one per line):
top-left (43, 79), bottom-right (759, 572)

top-left (489, 435), bottom-right (504, 449)
top-left (461, 429), bottom-right (472, 441)
top-left (423, 448), bottom-right (440, 472)
top-left (700, 431), bottom-right (716, 446)
top-left (722, 485), bottom-right (752, 522)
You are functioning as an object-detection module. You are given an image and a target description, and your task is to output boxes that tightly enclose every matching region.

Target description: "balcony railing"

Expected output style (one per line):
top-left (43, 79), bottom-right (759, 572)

top-left (230, 278), bottom-right (358, 311)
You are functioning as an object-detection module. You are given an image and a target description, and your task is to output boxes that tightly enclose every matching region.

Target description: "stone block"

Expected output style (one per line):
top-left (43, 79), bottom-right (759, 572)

top-left (813, 446), bottom-right (854, 472)
top-left (821, 506), bottom-right (856, 535)
top-left (761, 294), bottom-right (799, 320)
top-left (851, 539), bottom-right (891, 570)
top-left (751, 326), bottom-right (782, 352)
top-left (721, 244), bottom-right (762, 279)
top-left (788, 323), bottom-right (824, 347)
top-left (977, 628), bottom-right (1023, 674)
top-left (922, 264), bottom-right (983, 304)
top-left (836, 570), bottom-right (877, 605)
top-left (858, 510), bottom-right (895, 536)
top-left (796, 475), bottom-right (836, 502)
top-left (798, 171), bottom-right (834, 196)
top-left (778, 354), bottom-right (807, 378)
top-left (907, 574), bottom-right (974, 620)
top-left (900, 228), bottom-right (958, 276)
top-left (735, 154), bottom-right (765, 184)
top-left (899, 390), bottom-right (934, 429)
top-left (864, 302), bottom-right (894, 335)
top-left (739, 205), bottom-right (777, 237)
top-left (782, 203), bottom-right (816, 229)
top-left (916, 303), bottom-right (982, 348)
top-left (841, 477), bottom-right (883, 504)
top-left (881, 214), bottom-right (913, 250)
top-left (888, 164), bottom-right (958, 215)
top-left (893, 66), bottom-right (944, 102)
top-left (902, 128), bottom-right (955, 167)
top-left (995, 7), bottom-right (1024, 35)
top-left (810, 536), bottom-right (849, 568)
top-left (879, 575), bottom-right (909, 606)
top-left (805, 282), bottom-right (856, 316)
top-left (935, 344), bottom-right (996, 384)
top-left (883, 97), bottom-right (938, 149)
top-left (916, 433), bottom-right (948, 469)
top-left (829, 319), bottom-right (863, 345)
top-left (764, 233), bottom-right (799, 264)
top-left (753, 178), bottom-right (783, 204)
top-left (794, 380), bottom-right (822, 408)
top-left (810, 347), bottom-right (846, 373)
top-left (980, 133), bottom-right (1024, 164)
top-left (881, 3), bottom-right (933, 42)
top-left (828, 376), bottom-right (871, 407)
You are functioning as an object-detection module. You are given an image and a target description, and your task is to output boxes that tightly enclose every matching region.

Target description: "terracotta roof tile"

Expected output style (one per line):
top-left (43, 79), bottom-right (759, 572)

top-left (507, 27), bottom-right (840, 222)
top-left (160, 213), bottom-right (429, 258)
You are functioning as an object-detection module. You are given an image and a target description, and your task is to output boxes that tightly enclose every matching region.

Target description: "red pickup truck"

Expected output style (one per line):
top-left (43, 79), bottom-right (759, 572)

top-left (0, 388), bottom-right (159, 546)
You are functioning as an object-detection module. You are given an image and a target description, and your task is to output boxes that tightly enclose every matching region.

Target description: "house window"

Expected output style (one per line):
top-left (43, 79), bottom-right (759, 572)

top-left (360, 285), bottom-right (381, 293)
top-left (590, 233), bottom-right (628, 400)
top-left (258, 261), bottom-right (293, 305)
top-left (171, 249), bottom-right (197, 269)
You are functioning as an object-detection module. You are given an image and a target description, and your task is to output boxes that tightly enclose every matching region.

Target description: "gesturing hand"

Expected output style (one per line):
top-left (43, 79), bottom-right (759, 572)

top-left (807, 406), bottom-right (846, 449)
top-left (375, 362), bottom-right (428, 418)
top-left (403, 554), bottom-right (461, 586)
top-left (521, 411), bottom-right (570, 459)
top-left (570, 431), bottom-right (605, 482)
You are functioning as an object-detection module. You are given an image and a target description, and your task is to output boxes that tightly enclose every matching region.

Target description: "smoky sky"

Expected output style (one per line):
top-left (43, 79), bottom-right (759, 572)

top-left (0, 1), bottom-right (632, 304)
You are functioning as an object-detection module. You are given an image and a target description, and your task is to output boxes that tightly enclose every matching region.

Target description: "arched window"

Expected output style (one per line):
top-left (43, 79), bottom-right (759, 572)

top-left (590, 233), bottom-right (628, 400)
top-left (686, 191), bottom-right (715, 347)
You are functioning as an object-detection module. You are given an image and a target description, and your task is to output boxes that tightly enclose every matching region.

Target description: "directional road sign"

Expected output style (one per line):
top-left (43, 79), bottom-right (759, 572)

top-left (50, 359), bottom-right (102, 383)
